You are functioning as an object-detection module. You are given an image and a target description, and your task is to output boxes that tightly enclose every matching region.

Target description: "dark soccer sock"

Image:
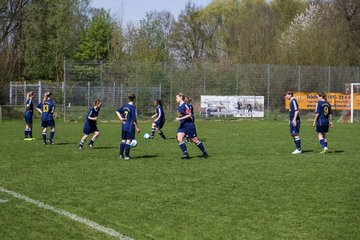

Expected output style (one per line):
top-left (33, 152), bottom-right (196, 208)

top-left (179, 141), bottom-right (188, 154)
top-left (324, 138), bottom-right (327, 147)
top-left (79, 139), bottom-right (85, 147)
top-left (151, 128), bottom-right (155, 137)
top-left (42, 132), bottom-right (47, 143)
top-left (125, 143), bottom-right (131, 157)
top-left (196, 141), bottom-right (206, 153)
top-left (89, 139), bottom-right (95, 146)
top-left (29, 130), bottom-right (32, 138)
top-left (319, 139), bottom-right (326, 148)
top-left (50, 130), bottom-right (55, 142)
top-left (120, 142), bottom-right (126, 156)
top-left (24, 129), bottom-right (28, 138)
top-left (294, 138), bottom-right (301, 150)
top-left (159, 131), bottom-right (166, 139)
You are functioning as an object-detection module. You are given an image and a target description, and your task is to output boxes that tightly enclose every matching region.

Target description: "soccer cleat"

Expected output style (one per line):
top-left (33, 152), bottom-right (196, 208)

top-left (202, 152), bottom-right (209, 159)
top-left (119, 154), bottom-right (124, 159)
top-left (181, 153), bottom-right (190, 159)
top-left (29, 138), bottom-right (35, 140)
top-left (321, 147), bottom-right (328, 154)
top-left (124, 156), bottom-right (131, 160)
top-left (88, 144), bottom-right (93, 148)
top-left (292, 149), bottom-right (302, 154)
top-left (78, 145), bottom-right (83, 150)
top-left (149, 136), bottom-right (154, 139)
top-left (48, 141), bottom-right (55, 145)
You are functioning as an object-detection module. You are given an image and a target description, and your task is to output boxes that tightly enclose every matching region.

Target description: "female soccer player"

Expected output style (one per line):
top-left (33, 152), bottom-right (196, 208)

top-left (24, 91), bottom-right (35, 140)
top-left (149, 99), bottom-right (166, 139)
top-left (36, 92), bottom-right (56, 145)
top-left (78, 99), bottom-right (102, 149)
top-left (313, 92), bottom-right (333, 154)
top-left (116, 93), bottom-right (140, 160)
top-left (285, 90), bottom-right (302, 154)
top-left (176, 93), bottom-right (208, 159)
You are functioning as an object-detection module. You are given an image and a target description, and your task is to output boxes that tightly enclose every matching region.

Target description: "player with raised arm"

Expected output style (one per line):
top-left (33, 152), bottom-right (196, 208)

top-left (116, 93), bottom-right (140, 160)
top-left (36, 92), bottom-right (56, 145)
top-left (313, 92), bottom-right (333, 154)
top-left (78, 99), bottom-right (102, 149)
top-left (24, 91), bottom-right (35, 140)
top-left (176, 93), bottom-right (208, 159)
top-left (285, 90), bottom-right (302, 154)
top-left (149, 99), bottom-right (166, 139)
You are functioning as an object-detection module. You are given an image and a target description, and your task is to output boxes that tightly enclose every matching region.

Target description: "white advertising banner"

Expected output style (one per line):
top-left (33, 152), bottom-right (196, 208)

top-left (201, 95), bottom-right (264, 117)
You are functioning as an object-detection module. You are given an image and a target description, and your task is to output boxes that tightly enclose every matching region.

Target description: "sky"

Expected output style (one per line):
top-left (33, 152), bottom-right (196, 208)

top-left (91, 0), bottom-right (213, 23)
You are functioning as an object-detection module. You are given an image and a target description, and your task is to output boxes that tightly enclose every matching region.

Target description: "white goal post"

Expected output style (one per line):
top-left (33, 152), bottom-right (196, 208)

top-left (348, 83), bottom-right (360, 123)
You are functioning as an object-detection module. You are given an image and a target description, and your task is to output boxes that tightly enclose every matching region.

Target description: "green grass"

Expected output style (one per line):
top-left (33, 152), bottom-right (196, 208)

top-left (0, 119), bottom-right (359, 240)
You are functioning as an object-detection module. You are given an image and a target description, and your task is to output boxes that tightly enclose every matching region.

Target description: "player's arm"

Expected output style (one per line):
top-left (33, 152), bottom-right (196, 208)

top-left (115, 110), bottom-right (124, 122)
top-left (313, 113), bottom-right (319, 127)
top-left (292, 110), bottom-right (299, 126)
top-left (329, 114), bottom-right (333, 127)
top-left (36, 104), bottom-right (42, 114)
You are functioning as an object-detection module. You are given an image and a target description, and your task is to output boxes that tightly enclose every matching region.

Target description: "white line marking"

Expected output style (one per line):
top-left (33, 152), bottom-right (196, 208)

top-left (0, 199), bottom-right (9, 203)
top-left (0, 187), bottom-right (133, 240)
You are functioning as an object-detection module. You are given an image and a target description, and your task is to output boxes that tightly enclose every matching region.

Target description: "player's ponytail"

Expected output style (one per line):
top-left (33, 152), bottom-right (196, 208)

top-left (26, 91), bottom-right (34, 100)
top-left (43, 91), bottom-right (52, 103)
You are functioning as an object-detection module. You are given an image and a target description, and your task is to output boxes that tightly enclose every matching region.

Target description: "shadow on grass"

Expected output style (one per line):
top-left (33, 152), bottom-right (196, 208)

top-left (301, 150), bottom-right (314, 153)
top-left (54, 142), bottom-right (77, 145)
top-left (95, 146), bottom-right (118, 149)
top-left (135, 154), bottom-right (159, 159)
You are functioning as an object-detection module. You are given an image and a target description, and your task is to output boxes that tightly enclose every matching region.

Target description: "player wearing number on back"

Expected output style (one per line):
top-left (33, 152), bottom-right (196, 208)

top-left (116, 93), bottom-right (140, 160)
top-left (36, 92), bottom-right (56, 145)
top-left (313, 92), bottom-right (333, 154)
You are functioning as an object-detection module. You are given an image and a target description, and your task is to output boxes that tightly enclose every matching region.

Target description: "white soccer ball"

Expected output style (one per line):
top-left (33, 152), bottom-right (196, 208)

top-left (144, 133), bottom-right (150, 139)
top-left (130, 139), bottom-right (138, 148)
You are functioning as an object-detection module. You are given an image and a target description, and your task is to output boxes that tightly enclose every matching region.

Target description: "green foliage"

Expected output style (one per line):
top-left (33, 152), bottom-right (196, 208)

top-left (0, 120), bottom-right (359, 239)
top-left (74, 9), bottom-right (112, 61)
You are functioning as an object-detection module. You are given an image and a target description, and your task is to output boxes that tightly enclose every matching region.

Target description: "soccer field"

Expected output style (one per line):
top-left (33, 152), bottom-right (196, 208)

top-left (0, 119), bottom-right (359, 240)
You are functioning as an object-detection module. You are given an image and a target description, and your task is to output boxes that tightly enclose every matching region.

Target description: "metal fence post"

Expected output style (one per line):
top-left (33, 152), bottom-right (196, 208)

top-left (298, 65), bottom-right (301, 92)
top-left (203, 64), bottom-right (206, 95)
top-left (236, 64), bottom-right (239, 95)
top-left (24, 81), bottom-right (27, 103)
top-left (120, 83), bottom-right (123, 107)
top-left (63, 58), bottom-right (66, 122)
top-left (328, 66), bottom-right (331, 92)
top-left (38, 81), bottom-right (42, 105)
top-left (113, 82), bottom-right (116, 107)
top-left (170, 64), bottom-right (173, 118)
top-left (267, 64), bottom-right (271, 117)
top-left (9, 82), bottom-right (12, 106)
top-left (87, 81), bottom-right (90, 108)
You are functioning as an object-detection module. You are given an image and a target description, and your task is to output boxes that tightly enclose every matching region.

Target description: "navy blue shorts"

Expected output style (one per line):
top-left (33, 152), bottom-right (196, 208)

top-left (122, 129), bottom-right (135, 140)
top-left (41, 120), bottom-right (55, 128)
top-left (83, 126), bottom-right (99, 135)
top-left (154, 120), bottom-right (165, 129)
top-left (178, 123), bottom-right (197, 138)
top-left (316, 123), bottom-right (329, 133)
top-left (24, 112), bottom-right (33, 124)
top-left (289, 120), bottom-right (300, 135)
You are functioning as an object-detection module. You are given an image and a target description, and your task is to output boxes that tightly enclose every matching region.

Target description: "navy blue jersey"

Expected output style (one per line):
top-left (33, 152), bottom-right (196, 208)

top-left (315, 99), bottom-right (332, 125)
top-left (154, 105), bottom-right (165, 123)
top-left (188, 103), bottom-right (195, 122)
top-left (25, 98), bottom-right (34, 115)
top-left (84, 107), bottom-right (100, 129)
top-left (289, 98), bottom-right (300, 121)
top-left (177, 102), bottom-right (192, 127)
top-left (116, 103), bottom-right (137, 132)
top-left (37, 98), bottom-right (55, 121)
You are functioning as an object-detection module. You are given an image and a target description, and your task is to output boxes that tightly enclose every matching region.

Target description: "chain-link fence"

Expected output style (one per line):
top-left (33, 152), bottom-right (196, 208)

top-left (1, 61), bottom-right (359, 122)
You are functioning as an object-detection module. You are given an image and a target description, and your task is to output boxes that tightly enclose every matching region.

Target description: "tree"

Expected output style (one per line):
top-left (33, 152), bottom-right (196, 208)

top-left (74, 8), bottom-right (112, 61)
